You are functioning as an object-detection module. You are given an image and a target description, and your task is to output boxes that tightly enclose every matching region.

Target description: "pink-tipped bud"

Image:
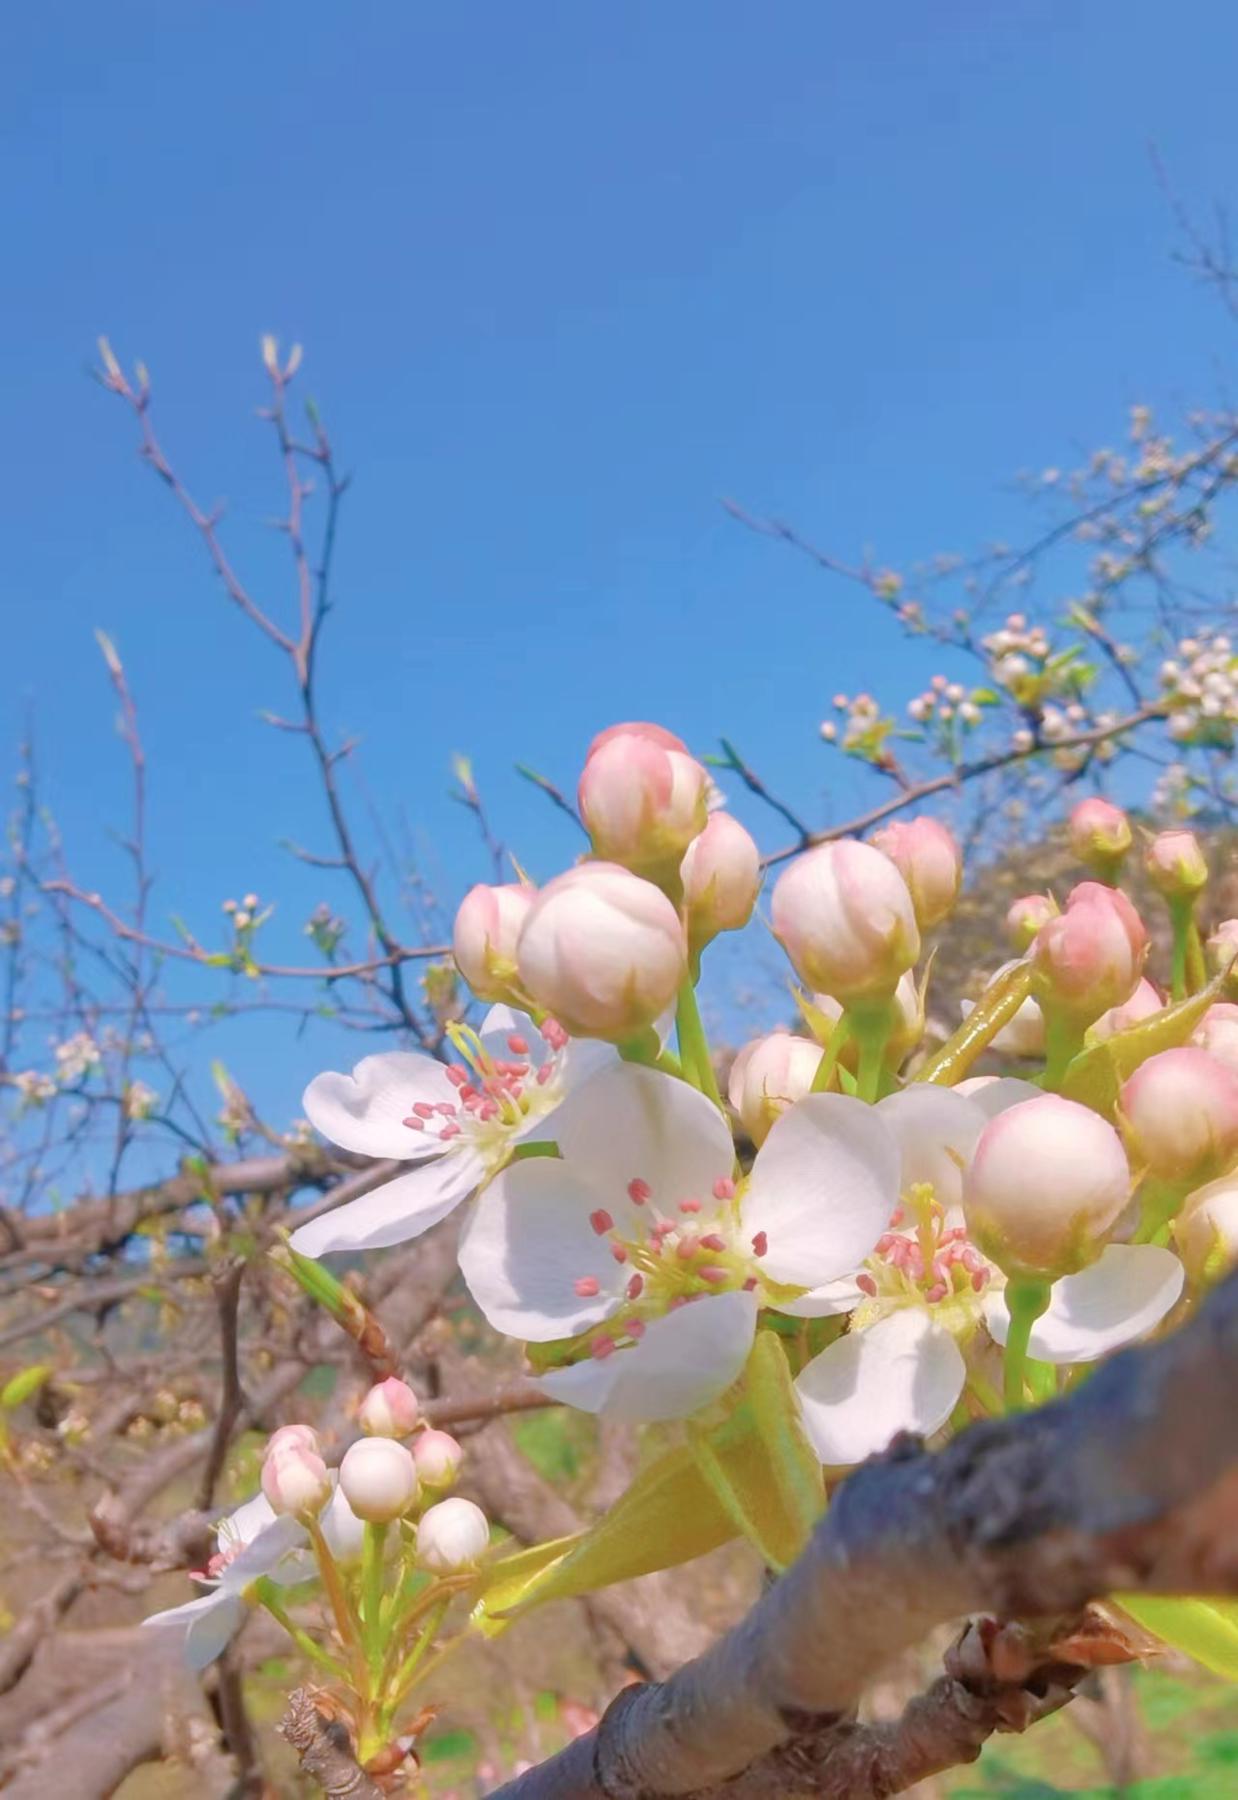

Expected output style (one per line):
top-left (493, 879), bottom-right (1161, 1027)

top-left (1194, 1003), bottom-right (1238, 1075)
top-left (727, 1032), bottom-right (823, 1146)
top-left (578, 724), bottom-right (708, 878)
top-left (516, 863), bottom-right (687, 1042)
top-left (412, 1429), bottom-right (463, 1492)
top-left (263, 1423), bottom-right (320, 1461)
top-left (1030, 882), bottom-right (1148, 1025)
top-left (1207, 918), bottom-right (1238, 976)
top-left (1176, 1174), bottom-right (1238, 1282)
top-left (261, 1442), bottom-right (331, 1518)
top-left (452, 883), bottom-right (536, 1003)
top-left (1120, 1047), bottom-right (1238, 1186)
top-left (338, 1436), bottom-right (419, 1523)
top-left (358, 1377), bottom-right (420, 1439)
top-left (963, 1094), bottom-right (1131, 1280)
top-left (1068, 797), bottom-right (1132, 872)
top-left (770, 839), bottom-right (920, 1005)
top-left (871, 816), bottom-right (962, 930)
top-left (1004, 893), bottom-right (1058, 952)
top-left (414, 1496), bottom-right (490, 1572)
top-left (1091, 977), bottom-right (1164, 1043)
top-left (680, 812), bottom-right (761, 951)
top-left (1145, 829), bottom-right (1208, 902)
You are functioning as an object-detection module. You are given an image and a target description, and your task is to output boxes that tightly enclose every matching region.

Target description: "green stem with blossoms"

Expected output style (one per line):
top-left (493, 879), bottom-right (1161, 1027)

top-left (1003, 1281), bottom-right (1052, 1411)
top-left (1041, 1011), bottom-right (1086, 1091)
top-left (846, 1002), bottom-right (895, 1104)
top-left (810, 1016), bottom-right (850, 1093)
top-left (675, 979), bottom-right (724, 1110)
top-left (361, 1522), bottom-right (387, 1677)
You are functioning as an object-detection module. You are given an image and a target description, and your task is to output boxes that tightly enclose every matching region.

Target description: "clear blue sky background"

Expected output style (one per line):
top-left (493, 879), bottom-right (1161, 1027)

top-left (4, 2), bottom-right (1238, 1125)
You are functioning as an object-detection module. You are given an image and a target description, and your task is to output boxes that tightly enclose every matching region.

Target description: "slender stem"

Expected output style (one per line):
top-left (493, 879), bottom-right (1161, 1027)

top-left (254, 1580), bottom-right (350, 1679)
top-left (675, 980), bottom-right (724, 1110)
top-left (362, 1522), bottom-right (388, 1678)
top-left (1170, 905), bottom-right (1190, 1003)
top-left (1132, 1177), bottom-right (1188, 1245)
top-left (308, 1517), bottom-right (366, 1690)
top-left (1041, 1010), bottom-right (1085, 1091)
top-left (810, 1016), bottom-right (850, 1093)
top-left (1003, 1281), bottom-right (1051, 1412)
top-left (386, 1594), bottom-right (452, 1709)
top-left (845, 1003), bottom-right (895, 1105)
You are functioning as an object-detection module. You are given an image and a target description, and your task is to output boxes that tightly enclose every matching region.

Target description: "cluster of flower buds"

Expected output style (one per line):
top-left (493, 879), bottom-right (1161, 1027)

top-left (819, 691), bottom-right (901, 764)
top-left (262, 1423), bottom-right (332, 1519)
top-left (577, 722), bottom-right (709, 881)
top-left (870, 817), bottom-right (962, 930)
top-left (53, 1031), bottom-right (102, 1084)
top-left (1068, 796), bottom-right (1132, 878)
top-left (1030, 881), bottom-right (1148, 1028)
top-left (771, 838), bottom-right (921, 1006)
top-left (906, 674), bottom-right (981, 728)
top-left (1160, 630), bottom-right (1237, 746)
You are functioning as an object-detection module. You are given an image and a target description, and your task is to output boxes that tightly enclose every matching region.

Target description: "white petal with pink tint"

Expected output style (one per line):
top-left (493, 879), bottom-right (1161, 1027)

top-left (984, 1244), bottom-right (1184, 1364)
top-left (539, 1290), bottom-right (758, 1421)
top-left (742, 1094), bottom-right (898, 1287)
top-left (550, 1063), bottom-right (734, 1222)
top-left (459, 1159), bottom-right (629, 1340)
top-left (304, 1053), bottom-right (453, 1160)
top-left (780, 1276), bottom-right (867, 1319)
top-left (876, 1086), bottom-right (987, 1210)
top-left (794, 1309), bottom-right (965, 1466)
top-left (289, 1151), bottom-right (483, 1257)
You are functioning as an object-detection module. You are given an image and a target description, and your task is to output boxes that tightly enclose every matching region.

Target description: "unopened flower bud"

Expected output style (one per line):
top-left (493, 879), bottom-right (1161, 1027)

top-left (963, 1095), bottom-right (1131, 1280)
top-left (338, 1436), bottom-right (419, 1523)
top-left (1194, 1003), bottom-right (1238, 1075)
top-left (1207, 918), bottom-right (1238, 976)
top-left (263, 1423), bottom-right (320, 1461)
top-left (1030, 882), bottom-right (1147, 1025)
top-left (578, 724), bottom-right (708, 878)
top-left (1005, 893), bottom-right (1058, 952)
top-left (770, 840), bottom-right (920, 1005)
top-left (680, 812), bottom-right (761, 952)
top-left (358, 1377), bottom-right (420, 1439)
top-left (412, 1429), bottom-right (463, 1492)
top-left (727, 1032), bottom-right (823, 1146)
top-left (453, 883), bottom-right (536, 1003)
top-left (1120, 1048), bottom-right (1238, 1186)
top-left (1145, 829), bottom-right (1208, 902)
top-left (415, 1496), bottom-right (490, 1572)
top-left (261, 1442), bottom-right (331, 1518)
top-left (1176, 1174), bottom-right (1238, 1281)
top-left (516, 863), bottom-right (687, 1042)
top-left (870, 817), bottom-right (962, 929)
top-left (1091, 977), bottom-right (1163, 1042)
top-left (1068, 797), bottom-right (1132, 873)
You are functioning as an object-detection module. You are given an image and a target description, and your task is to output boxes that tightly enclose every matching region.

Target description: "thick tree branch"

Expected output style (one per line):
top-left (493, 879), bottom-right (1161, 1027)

top-left (280, 1688), bottom-right (385, 1798)
top-left (491, 1270), bottom-right (1238, 1799)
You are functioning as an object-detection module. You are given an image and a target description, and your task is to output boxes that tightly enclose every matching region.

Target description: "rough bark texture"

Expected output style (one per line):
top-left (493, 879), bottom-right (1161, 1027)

top-left (491, 1269), bottom-right (1238, 1799)
top-left (280, 1688), bottom-right (386, 1797)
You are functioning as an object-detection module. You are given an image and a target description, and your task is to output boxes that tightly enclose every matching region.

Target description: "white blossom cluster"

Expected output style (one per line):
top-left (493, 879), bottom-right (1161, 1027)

top-left (1160, 631), bottom-right (1238, 746)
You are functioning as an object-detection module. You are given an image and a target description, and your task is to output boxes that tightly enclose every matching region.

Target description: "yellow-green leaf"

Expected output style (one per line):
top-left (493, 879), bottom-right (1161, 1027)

top-left (1064, 974), bottom-right (1228, 1117)
top-left (916, 962), bottom-right (1034, 1086)
top-left (1117, 1594), bottom-right (1238, 1679)
top-left (1, 1364), bottom-right (53, 1410)
top-left (470, 1533), bottom-right (580, 1637)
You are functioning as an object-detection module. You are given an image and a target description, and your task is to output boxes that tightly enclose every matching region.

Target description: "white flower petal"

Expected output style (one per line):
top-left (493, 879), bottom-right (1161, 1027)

top-left (289, 1152), bottom-right (480, 1258)
top-left (956, 1076), bottom-right (1044, 1119)
top-left (984, 1244), bottom-right (1185, 1365)
top-left (217, 1513), bottom-right (308, 1593)
top-left (143, 1590), bottom-right (247, 1670)
top-left (540, 1291), bottom-right (758, 1420)
top-left (459, 1159), bottom-right (627, 1341)
top-left (780, 1277), bottom-right (865, 1318)
top-left (795, 1309), bottom-right (965, 1466)
top-left (876, 1086), bottom-right (987, 1210)
top-left (550, 1064), bottom-right (734, 1220)
top-left (218, 1492), bottom-right (277, 1550)
top-left (303, 1053), bottom-right (451, 1160)
top-left (743, 1093), bottom-right (899, 1287)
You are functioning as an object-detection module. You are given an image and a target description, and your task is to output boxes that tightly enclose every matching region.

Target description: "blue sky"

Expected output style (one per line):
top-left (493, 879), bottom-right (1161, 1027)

top-left (4, 2), bottom-right (1238, 1124)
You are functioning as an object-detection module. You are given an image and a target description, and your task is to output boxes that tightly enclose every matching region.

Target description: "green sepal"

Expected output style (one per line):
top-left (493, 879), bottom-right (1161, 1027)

top-left (1116, 1594), bottom-right (1238, 1680)
top-left (1062, 971), bottom-right (1229, 1117)
top-left (915, 961), bottom-right (1034, 1086)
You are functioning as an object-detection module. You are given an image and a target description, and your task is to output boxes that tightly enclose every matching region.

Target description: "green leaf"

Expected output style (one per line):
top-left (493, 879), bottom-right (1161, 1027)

top-left (1, 1364), bottom-right (53, 1409)
top-left (470, 1534), bottom-right (581, 1636)
top-left (1117, 1595), bottom-right (1238, 1679)
top-left (1063, 974), bottom-right (1229, 1116)
top-left (916, 961), bottom-right (1034, 1086)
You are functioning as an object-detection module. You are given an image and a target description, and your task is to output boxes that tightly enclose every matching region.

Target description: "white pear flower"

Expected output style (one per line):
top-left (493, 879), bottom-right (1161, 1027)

top-left (290, 1007), bottom-right (614, 1257)
top-left (460, 1063), bottom-right (900, 1421)
top-left (141, 1483), bottom-right (363, 1669)
top-left (793, 1084), bottom-right (1184, 1466)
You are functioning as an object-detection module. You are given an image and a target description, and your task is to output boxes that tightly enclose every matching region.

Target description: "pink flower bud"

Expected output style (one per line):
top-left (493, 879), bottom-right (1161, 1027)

top-left (727, 1032), bottom-right (824, 1146)
top-left (1145, 829), bottom-right (1208, 901)
top-left (414, 1496), bottom-right (490, 1572)
top-left (452, 883), bottom-right (535, 1003)
top-left (1091, 977), bottom-right (1164, 1042)
top-left (1030, 883), bottom-right (1148, 1024)
top-left (1068, 797), bottom-right (1132, 871)
top-left (261, 1442), bottom-right (331, 1518)
top-left (1207, 918), bottom-right (1238, 975)
top-left (339, 1436), bottom-right (419, 1523)
top-left (578, 724), bottom-right (708, 877)
top-left (412, 1429), bottom-right (464, 1492)
top-left (1120, 1048), bottom-right (1238, 1186)
top-left (870, 817), bottom-right (962, 929)
top-left (1176, 1174), bottom-right (1238, 1281)
top-left (680, 812), bottom-right (761, 951)
top-left (358, 1377), bottom-right (420, 1439)
top-left (1194, 1003), bottom-right (1238, 1075)
top-left (1004, 893), bottom-right (1058, 952)
top-left (770, 840), bottom-right (920, 1005)
top-left (964, 1095), bottom-right (1131, 1279)
top-left (263, 1423), bottom-right (320, 1461)
top-left (516, 863), bottom-right (687, 1042)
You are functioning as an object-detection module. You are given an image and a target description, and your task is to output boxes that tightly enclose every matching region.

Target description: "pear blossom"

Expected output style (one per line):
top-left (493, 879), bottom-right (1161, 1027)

top-left (870, 816), bottom-right (962, 929)
top-left (578, 723), bottom-right (709, 876)
top-left (680, 811), bottom-right (761, 951)
top-left (1175, 1173), bottom-right (1238, 1280)
top-left (415, 1497), bottom-right (490, 1572)
top-left (726, 1032), bottom-right (824, 1146)
top-left (1068, 797), bottom-right (1132, 870)
top-left (1090, 977), bottom-right (1164, 1042)
top-left (261, 1440), bottom-right (331, 1517)
top-left (1194, 1003), bottom-right (1238, 1074)
top-left (1206, 918), bottom-right (1238, 975)
top-left (339, 1436), bottom-right (419, 1522)
top-left (289, 1007), bottom-right (612, 1257)
top-left (1145, 828), bottom-right (1208, 900)
top-left (1005, 893), bottom-right (1057, 951)
top-left (142, 1482), bottom-right (364, 1669)
top-left (452, 882), bottom-right (536, 1004)
top-left (1120, 1048), bottom-right (1238, 1186)
top-left (412, 1428), bottom-right (464, 1491)
top-left (771, 839), bottom-right (920, 1004)
top-left (358, 1376), bottom-right (420, 1438)
top-left (1030, 883), bottom-right (1147, 1025)
top-left (460, 1063), bottom-right (900, 1421)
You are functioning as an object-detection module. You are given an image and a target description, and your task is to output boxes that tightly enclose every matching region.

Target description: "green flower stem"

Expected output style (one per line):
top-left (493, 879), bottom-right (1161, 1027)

top-left (675, 979), bottom-right (724, 1111)
top-left (1041, 1011), bottom-right (1086, 1092)
top-left (845, 1003), bottom-right (895, 1105)
top-left (386, 1594), bottom-right (452, 1712)
top-left (253, 1579), bottom-right (349, 1679)
top-left (618, 1030), bottom-right (682, 1076)
top-left (1003, 1281), bottom-right (1051, 1412)
top-left (362, 1521), bottom-right (388, 1678)
top-left (1169, 899), bottom-right (1192, 1003)
top-left (1132, 1177), bottom-right (1189, 1246)
top-left (810, 1016), bottom-right (851, 1093)
top-left (308, 1516), bottom-right (366, 1691)
top-left (1186, 921), bottom-right (1207, 996)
